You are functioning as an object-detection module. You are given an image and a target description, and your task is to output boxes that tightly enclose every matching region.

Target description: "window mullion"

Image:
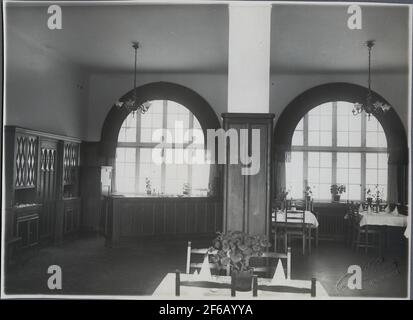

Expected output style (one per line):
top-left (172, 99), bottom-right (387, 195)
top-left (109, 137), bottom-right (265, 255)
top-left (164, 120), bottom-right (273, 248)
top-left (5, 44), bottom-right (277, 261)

top-left (303, 114), bottom-right (308, 195)
top-left (135, 113), bottom-right (141, 194)
top-left (161, 100), bottom-right (167, 194)
top-left (332, 102), bottom-right (337, 185)
top-left (361, 112), bottom-right (367, 201)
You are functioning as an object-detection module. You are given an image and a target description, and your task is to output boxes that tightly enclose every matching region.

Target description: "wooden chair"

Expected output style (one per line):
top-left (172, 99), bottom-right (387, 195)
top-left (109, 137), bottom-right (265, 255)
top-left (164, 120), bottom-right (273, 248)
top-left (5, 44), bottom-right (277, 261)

top-left (274, 209), bottom-right (307, 255)
top-left (305, 199), bottom-right (319, 252)
top-left (250, 247), bottom-right (291, 279)
top-left (250, 275), bottom-right (317, 298)
top-left (186, 241), bottom-right (229, 275)
top-left (350, 207), bottom-right (382, 253)
top-left (175, 269), bottom-right (317, 297)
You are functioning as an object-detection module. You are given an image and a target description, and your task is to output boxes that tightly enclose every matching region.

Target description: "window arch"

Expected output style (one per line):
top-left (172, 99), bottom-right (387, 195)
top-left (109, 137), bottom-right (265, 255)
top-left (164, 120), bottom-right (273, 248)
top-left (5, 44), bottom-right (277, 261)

top-left (286, 101), bottom-right (388, 201)
top-left (115, 99), bottom-right (210, 196)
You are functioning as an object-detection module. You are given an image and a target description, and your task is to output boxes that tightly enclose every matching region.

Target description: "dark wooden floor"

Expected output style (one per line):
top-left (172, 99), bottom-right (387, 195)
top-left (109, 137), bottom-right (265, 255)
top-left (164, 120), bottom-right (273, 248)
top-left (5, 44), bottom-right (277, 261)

top-left (4, 234), bottom-right (408, 298)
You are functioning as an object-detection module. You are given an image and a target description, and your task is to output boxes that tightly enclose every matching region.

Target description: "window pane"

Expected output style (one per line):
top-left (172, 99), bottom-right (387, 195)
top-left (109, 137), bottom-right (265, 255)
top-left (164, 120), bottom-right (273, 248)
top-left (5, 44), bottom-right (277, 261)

top-left (320, 131), bottom-right (332, 146)
top-left (366, 153), bottom-right (378, 168)
top-left (336, 152), bottom-right (361, 201)
top-left (308, 131), bottom-right (320, 146)
top-left (308, 152), bottom-right (319, 167)
top-left (349, 132), bottom-right (361, 147)
top-left (115, 100), bottom-right (208, 195)
top-left (292, 130), bottom-right (303, 146)
top-left (285, 152), bottom-right (303, 199)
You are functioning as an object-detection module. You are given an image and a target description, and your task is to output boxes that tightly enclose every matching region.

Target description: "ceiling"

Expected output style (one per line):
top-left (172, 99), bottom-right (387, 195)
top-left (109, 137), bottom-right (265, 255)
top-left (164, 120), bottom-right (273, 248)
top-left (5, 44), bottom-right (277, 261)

top-left (6, 3), bottom-right (230, 73)
top-left (5, 2), bottom-right (410, 74)
top-left (270, 4), bottom-right (409, 73)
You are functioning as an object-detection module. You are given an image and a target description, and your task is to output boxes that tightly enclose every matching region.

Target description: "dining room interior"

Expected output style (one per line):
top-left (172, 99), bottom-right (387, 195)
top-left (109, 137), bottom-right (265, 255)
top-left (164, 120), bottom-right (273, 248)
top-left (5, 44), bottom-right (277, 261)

top-left (1, 1), bottom-right (411, 299)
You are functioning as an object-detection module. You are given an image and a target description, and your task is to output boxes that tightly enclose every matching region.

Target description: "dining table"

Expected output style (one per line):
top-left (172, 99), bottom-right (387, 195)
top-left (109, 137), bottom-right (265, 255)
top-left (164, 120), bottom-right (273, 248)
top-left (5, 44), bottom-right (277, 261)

top-left (272, 209), bottom-right (319, 228)
top-left (358, 210), bottom-right (409, 252)
top-left (152, 273), bottom-right (329, 299)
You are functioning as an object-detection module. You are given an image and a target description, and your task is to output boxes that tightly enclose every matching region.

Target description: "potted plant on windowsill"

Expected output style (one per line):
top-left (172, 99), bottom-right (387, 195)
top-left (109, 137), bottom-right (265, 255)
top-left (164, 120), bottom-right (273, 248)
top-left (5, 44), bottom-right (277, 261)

top-left (330, 184), bottom-right (346, 202)
top-left (209, 231), bottom-right (270, 291)
top-left (304, 186), bottom-right (313, 202)
top-left (145, 177), bottom-right (152, 196)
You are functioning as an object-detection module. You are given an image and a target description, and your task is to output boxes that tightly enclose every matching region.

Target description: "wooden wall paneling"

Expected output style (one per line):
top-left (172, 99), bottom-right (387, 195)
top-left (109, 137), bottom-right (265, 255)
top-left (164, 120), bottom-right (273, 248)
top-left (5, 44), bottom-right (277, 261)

top-left (175, 202), bottom-right (186, 234)
top-left (105, 197), bottom-right (223, 243)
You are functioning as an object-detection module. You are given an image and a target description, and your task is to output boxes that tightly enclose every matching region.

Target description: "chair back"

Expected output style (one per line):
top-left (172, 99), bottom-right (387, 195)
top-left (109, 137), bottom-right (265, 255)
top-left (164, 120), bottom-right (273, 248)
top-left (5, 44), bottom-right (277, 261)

top-left (305, 199), bottom-right (314, 211)
top-left (285, 209), bottom-right (306, 225)
top-left (186, 241), bottom-right (228, 275)
top-left (250, 247), bottom-right (292, 279)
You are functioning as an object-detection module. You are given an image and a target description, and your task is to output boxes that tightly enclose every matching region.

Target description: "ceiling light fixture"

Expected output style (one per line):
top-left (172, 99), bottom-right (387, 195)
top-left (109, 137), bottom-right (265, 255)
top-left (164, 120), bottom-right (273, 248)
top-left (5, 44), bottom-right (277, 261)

top-left (352, 40), bottom-right (391, 120)
top-left (114, 42), bottom-right (151, 115)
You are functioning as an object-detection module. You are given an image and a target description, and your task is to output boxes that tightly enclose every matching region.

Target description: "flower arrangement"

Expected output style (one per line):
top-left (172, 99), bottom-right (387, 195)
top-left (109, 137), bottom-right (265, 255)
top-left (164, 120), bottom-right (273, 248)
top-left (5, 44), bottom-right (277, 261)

top-left (183, 182), bottom-right (191, 196)
top-left (330, 184), bottom-right (346, 195)
top-left (366, 185), bottom-right (384, 203)
top-left (330, 184), bottom-right (346, 202)
top-left (304, 186), bottom-right (313, 199)
top-left (145, 177), bottom-right (152, 195)
top-left (209, 231), bottom-right (271, 272)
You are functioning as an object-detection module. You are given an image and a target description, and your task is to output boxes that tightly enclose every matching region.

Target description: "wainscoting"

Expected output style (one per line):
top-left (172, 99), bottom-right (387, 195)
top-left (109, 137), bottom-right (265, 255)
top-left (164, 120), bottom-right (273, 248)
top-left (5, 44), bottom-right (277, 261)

top-left (105, 196), bottom-right (223, 244)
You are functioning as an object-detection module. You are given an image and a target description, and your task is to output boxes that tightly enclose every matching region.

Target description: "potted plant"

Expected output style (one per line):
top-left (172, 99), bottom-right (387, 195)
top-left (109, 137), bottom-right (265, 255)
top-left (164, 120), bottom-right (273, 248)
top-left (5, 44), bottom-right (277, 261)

top-left (145, 177), bottom-right (152, 196)
top-left (365, 187), bottom-right (373, 206)
top-left (330, 184), bottom-right (346, 202)
top-left (278, 188), bottom-right (289, 210)
top-left (304, 186), bottom-right (313, 202)
top-left (209, 231), bottom-right (270, 291)
top-left (183, 182), bottom-right (191, 196)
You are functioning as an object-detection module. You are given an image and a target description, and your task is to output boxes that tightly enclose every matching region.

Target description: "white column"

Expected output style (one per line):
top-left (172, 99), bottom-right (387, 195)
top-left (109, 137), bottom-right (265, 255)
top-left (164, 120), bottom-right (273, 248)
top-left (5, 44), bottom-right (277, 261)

top-left (227, 3), bottom-right (272, 113)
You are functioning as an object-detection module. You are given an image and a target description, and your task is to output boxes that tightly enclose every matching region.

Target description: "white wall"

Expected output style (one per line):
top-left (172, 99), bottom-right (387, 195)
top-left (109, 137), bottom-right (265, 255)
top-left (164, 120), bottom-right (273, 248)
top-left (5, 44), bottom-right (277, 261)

top-left (5, 29), bottom-right (89, 140)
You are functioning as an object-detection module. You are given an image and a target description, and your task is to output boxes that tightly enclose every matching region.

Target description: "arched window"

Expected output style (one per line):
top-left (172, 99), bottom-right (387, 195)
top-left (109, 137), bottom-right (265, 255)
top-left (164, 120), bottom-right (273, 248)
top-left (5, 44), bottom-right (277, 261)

top-left (286, 101), bottom-right (388, 201)
top-left (115, 99), bottom-right (210, 196)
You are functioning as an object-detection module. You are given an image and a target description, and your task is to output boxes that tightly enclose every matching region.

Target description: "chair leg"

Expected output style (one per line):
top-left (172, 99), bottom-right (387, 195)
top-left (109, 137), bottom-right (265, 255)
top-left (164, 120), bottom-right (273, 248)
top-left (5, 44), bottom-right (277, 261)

top-left (284, 233), bottom-right (288, 253)
top-left (302, 230), bottom-right (306, 255)
top-left (365, 229), bottom-right (368, 254)
top-left (308, 227), bottom-right (312, 255)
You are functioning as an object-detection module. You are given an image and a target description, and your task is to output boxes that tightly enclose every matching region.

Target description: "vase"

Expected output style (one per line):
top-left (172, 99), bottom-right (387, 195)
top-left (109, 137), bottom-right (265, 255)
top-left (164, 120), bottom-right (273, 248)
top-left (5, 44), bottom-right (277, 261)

top-left (333, 194), bottom-right (341, 202)
top-left (233, 270), bottom-right (253, 291)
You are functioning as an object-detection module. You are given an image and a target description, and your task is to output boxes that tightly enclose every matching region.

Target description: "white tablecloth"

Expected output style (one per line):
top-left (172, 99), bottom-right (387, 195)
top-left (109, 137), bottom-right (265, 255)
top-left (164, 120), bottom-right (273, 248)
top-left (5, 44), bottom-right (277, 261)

top-left (152, 273), bottom-right (328, 299)
top-left (272, 210), bottom-right (319, 228)
top-left (359, 211), bottom-right (408, 228)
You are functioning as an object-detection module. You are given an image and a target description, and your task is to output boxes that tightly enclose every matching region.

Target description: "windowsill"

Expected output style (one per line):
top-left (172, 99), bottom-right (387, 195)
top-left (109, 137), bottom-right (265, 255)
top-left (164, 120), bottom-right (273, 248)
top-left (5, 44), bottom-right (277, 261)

top-left (109, 192), bottom-right (214, 199)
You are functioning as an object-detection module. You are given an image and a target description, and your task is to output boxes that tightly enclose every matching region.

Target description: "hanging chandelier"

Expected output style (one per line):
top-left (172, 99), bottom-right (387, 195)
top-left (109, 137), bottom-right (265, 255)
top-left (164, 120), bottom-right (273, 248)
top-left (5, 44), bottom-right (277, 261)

top-left (352, 40), bottom-right (391, 120)
top-left (114, 42), bottom-right (151, 115)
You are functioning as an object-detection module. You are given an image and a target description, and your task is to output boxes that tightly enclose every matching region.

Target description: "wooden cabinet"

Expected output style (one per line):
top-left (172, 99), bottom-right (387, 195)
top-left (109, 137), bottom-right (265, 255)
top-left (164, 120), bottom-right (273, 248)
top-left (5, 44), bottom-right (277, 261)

top-left (62, 142), bottom-right (80, 196)
top-left (15, 205), bottom-right (41, 248)
top-left (14, 133), bottom-right (38, 189)
top-left (4, 126), bottom-right (82, 264)
top-left (38, 138), bottom-right (59, 240)
top-left (63, 198), bottom-right (81, 235)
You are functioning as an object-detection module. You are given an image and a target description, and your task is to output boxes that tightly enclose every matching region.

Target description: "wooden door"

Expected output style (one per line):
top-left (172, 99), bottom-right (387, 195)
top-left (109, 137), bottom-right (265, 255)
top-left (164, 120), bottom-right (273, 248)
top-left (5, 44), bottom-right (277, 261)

top-left (38, 139), bottom-right (59, 240)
